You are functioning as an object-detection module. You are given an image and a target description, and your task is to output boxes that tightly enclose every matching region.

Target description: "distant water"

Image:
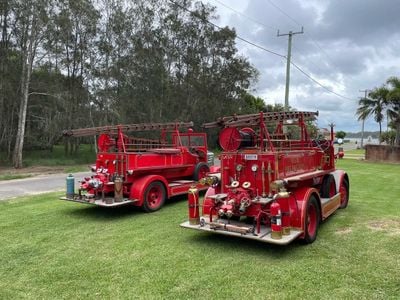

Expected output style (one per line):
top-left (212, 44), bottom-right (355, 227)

top-left (346, 137), bottom-right (380, 145)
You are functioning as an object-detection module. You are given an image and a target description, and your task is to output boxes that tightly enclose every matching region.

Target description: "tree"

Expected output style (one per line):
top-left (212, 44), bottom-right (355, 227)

top-left (1, 0), bottom-right (260, 165)
top-left (385, 77), bottom-right (400, 145)
top-left (380, 131), bottom-right (396, 146)
top-left (12, 0), bottom-right (52, 168)
top-left (356, 87), bottom-right (387, 144)
top-left (335, 131), bottom-right (346, 139)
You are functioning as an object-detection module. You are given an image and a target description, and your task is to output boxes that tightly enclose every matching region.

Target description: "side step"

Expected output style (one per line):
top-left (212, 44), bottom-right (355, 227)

top-left (181, 218), bottom-right (303, 245)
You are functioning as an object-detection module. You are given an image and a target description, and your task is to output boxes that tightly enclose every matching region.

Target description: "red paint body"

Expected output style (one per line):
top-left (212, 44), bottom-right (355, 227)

top-left (63, 122), bottom-right (210, 211)
top-left (182, 111), bottom-right (350, 244)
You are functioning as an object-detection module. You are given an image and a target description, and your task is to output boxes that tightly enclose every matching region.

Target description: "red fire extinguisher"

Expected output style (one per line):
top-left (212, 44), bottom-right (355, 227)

top-left (270, 202), bottom-right (282, 240)
top-left (188, 186), bottom-right (200, 225)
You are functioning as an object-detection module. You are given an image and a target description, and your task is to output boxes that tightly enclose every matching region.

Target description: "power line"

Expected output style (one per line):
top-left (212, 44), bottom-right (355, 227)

top-left (210, 0), bottom-right (344, 80)
top-left (211, 0), bottom-right (277, 32)
top-left (267, 0), bottom-right (302, 27)
top-left (167, 0), bottom-right (285, 58)
top-left (209, 0), bottom-right (355, 101)
top-left (167, 0), bottom-right (356, 101)
top-left (265, 0), bottom-right (341, 71)
top-left (290, 60), bottom-right (355, 101)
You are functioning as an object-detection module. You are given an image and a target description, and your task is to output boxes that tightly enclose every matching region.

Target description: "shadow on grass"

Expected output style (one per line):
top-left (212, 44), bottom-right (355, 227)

top-left (64, 204), bottom-right (142, 221)
top-left (62, 192), bottom-right (191, 221)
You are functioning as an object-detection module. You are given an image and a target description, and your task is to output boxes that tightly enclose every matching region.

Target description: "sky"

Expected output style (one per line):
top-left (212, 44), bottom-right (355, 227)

top-left (202, 0), bottom-right (400, 132)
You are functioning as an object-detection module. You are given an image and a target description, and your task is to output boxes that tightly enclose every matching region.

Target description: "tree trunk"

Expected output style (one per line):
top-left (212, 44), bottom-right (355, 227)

top-left (13, 20), bottom-right (35, 168)
top-left (396, 122), bottom-right (400, 146)
top-left (13, 55), bottom-right (32, 168)
top-left (378, 122), bottom-right (382, 145)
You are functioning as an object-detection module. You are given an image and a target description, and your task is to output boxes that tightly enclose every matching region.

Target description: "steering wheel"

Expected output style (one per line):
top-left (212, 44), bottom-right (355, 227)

top-left (312, 139), bottom-right (331, 151)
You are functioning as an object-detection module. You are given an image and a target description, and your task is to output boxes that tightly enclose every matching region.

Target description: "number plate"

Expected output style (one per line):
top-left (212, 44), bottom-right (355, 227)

top-left (244, 154), bottom-right (258, 160)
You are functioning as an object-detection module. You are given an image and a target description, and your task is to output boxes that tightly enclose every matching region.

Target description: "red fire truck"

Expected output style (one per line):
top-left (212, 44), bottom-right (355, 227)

top-left (181, 111), bottom-right (349, 244)
top-left (61, 122), bottom-right (210, 212)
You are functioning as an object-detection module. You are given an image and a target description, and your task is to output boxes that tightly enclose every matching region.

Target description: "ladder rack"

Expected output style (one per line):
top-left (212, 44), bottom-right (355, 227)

top-left (203, 111), bottom-right (318, 128)
top-left (63, 121), bottom-right (194, 137)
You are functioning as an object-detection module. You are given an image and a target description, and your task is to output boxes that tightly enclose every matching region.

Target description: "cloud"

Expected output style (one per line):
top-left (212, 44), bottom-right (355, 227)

top-left (205, 0), bottom-right (397, 131)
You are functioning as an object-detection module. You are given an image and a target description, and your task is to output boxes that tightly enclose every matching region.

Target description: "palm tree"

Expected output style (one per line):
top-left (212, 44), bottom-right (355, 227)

top-left (356, 87), bottom-right (388, 144)
top-left (386, 77), bottom-right (400, 145)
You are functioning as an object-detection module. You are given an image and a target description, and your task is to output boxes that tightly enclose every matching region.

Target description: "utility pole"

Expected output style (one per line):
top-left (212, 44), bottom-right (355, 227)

top-left (359, 89), bottom-right (369, 148)
top-left (278, 27), bottom-right (304, 110)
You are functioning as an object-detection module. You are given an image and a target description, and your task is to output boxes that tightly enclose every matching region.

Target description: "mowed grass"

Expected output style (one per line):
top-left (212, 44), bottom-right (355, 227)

top-left (0, 144), bottom-right (96, 168)
top-left (0, 160), bottom-right (399, 299)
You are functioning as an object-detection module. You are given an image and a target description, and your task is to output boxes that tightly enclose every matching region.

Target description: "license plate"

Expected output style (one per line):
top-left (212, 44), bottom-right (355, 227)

top-left (244, 154), bottom-right (258, 160)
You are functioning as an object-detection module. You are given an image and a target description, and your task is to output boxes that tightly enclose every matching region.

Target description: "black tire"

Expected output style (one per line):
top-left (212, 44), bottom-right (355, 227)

top-left (320, 174), bottom-right (336, 198)
top-left (339, 179), bottom-right (349, 209)
top-left (142, 181), bottom-right (166, 213)
top-left (302, 195), bottom-right (320, 244)
top-left (193, 162), bottom-right (210, 181)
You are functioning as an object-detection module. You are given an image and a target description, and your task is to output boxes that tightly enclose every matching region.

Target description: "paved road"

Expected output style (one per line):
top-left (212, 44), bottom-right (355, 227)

top-left (0, 171), bottom-right (91, 201)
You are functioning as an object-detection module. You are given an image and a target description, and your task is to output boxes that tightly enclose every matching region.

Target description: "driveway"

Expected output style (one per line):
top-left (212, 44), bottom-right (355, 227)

top-left (0, 171), bottom-right (91, 201)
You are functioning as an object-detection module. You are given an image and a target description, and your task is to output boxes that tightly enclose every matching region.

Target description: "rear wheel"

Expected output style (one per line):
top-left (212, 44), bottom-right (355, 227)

top-left (320, 174), bottom-right (336, 198)
top-left (303, 195), bottom-right (320, 244)
top-left (193, 162), bottom-right (210, 181)
top-left (142, 181), bottom-right (166, 213)
top-left (339, 179), bottom-right (349, 209)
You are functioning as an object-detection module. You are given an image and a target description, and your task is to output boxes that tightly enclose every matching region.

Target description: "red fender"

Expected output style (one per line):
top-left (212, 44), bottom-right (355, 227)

top-left (331, 170), bottom-right (349, 195)
top-left (129, 175), bottom-right (169, 206)
top-left (209, 165), bottom-right (221, 173)
top-left (292, 187), bottom-right (321, 238)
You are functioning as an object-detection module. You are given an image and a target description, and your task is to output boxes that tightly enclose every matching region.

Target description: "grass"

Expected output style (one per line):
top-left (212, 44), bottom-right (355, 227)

top-left (344, 148), bottom-right (365, 155)
top-left (0, 144), bottom-right (96, 168)
top-left (0, 173), bottom-right (32, 181)
top-left (23, 144), bottom-right (96, 167)
top-left (0, 159), bottom-right (399, 299)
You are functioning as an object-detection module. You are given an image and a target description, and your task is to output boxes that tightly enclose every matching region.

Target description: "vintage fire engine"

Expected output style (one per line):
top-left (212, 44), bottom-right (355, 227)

top-left (61, 122), bottom-right (211, 212)
top-left (181, 111), bottom-right (349, 244)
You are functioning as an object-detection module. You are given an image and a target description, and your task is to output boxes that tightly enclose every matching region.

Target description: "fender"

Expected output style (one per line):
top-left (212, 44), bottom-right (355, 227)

top-left (129, 175), bottom-right (169, 206)
top-left (209, 165), bottom-right (221, 173)
top-left (292, 187), bottom-right (321, 237)
top-left (330, 170), bottom-right (349, 194)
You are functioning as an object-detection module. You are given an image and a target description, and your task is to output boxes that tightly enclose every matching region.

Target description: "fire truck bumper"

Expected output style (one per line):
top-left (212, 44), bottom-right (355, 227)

top-left (181, 218), bottom-right (303, 245)
top-left (59, 195), bottom-right (138, 207)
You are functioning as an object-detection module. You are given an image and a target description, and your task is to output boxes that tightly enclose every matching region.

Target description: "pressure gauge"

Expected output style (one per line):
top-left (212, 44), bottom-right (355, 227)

top-left (236, 164), bottom-right (243, 172)
top-left (251, 164), bottom-right (258, 172)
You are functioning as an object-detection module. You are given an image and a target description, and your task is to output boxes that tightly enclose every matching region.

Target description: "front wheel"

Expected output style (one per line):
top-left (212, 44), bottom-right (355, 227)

top-left (142, 181), bottom-right (166, 213)
top-left (302, 195), bottom-right (320, 244)
top-left (193, 162), bottom-right (210, 181)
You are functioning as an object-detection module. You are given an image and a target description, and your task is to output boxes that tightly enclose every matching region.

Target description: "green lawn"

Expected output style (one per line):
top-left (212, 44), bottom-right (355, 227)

top-left (344, 148), bottom-right (365, 155)
top-left (1, 160), bottom-right (399, 299)
top-left (0, 144), bottom-right (96, 168)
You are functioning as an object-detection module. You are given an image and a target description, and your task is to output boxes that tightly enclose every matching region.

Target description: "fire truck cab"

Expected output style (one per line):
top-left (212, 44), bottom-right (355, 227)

top-left (181, 111), bottom-right (349, 244)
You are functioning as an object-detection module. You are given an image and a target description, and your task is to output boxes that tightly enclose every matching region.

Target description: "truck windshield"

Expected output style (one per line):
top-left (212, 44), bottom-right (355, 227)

top-left (179, 135), bottom-right (205, 147)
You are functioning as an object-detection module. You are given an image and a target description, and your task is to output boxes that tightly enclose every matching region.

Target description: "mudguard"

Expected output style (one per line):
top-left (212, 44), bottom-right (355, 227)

top-left (129, 175), bottom-right (169, 206)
